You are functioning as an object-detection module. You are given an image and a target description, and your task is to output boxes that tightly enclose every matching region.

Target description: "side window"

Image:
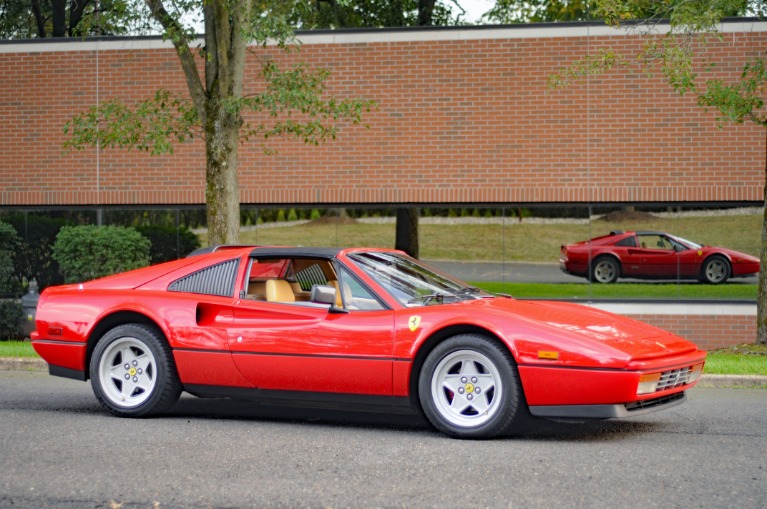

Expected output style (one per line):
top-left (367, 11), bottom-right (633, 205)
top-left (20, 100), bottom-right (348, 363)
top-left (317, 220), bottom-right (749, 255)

top-left (638, 235), bottom-right (673, 250)
top-left (615, 236), bottom-right (637, 248)
top-left (337, 266), bottom-right (385, 311)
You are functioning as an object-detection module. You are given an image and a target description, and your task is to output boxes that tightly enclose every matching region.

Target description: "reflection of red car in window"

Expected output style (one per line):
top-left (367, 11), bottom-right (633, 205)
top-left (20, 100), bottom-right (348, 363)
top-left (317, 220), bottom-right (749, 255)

top-left (560, 230), bottom-right (760, 284)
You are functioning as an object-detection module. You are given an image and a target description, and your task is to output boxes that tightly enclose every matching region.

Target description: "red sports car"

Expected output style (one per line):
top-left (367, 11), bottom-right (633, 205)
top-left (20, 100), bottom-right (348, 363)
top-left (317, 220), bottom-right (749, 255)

top-left (32, 246), bottom-right (705, 438)
top-left (560, 230), bottom-right (760, 284)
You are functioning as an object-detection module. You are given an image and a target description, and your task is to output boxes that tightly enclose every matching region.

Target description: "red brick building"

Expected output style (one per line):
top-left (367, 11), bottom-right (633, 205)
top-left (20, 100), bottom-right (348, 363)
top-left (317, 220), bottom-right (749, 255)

top-left (1, 21), bottom-right (765, 208)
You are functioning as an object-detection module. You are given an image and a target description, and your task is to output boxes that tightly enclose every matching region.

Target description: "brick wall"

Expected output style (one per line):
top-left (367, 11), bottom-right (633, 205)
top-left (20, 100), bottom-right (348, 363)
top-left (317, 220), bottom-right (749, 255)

top-left (1, 22), bottom-right (765, 207)
top-left (628, 314), bottom-right (755, 351)
top-left (592, 302), bottom-right (756, 350)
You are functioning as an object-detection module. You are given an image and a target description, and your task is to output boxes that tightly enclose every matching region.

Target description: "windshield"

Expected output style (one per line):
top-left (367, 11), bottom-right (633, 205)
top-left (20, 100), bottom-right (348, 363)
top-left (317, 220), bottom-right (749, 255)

top-left (668, 234), bottom-right (702, 250)
top-left (347, 251), bottom-right (492, 307)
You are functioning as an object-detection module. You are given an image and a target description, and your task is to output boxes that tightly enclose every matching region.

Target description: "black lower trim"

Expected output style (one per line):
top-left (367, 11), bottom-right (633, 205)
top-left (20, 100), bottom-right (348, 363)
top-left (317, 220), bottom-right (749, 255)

top-left (48, 364), bottom-right (87, 381)
top-left (529, 392), bottom-right (686, 420)
top-left (184, 384), bottom-right (415, 414)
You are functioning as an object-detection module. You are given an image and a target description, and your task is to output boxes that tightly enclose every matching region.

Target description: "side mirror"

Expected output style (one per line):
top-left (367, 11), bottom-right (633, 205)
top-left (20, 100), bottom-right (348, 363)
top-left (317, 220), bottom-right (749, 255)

top-left (310, 285), bottom-right (348, 314)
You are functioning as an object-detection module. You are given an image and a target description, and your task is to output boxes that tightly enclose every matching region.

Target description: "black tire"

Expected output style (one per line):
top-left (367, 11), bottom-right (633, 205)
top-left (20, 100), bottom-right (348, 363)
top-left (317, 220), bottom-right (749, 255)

top-left (590, 256), bottom-right (620, 284)
top-left (418, 334), bottom-right (521, 439)
top-left (700, 255), bottom-right (731, 284)
top-left (90, 323), bottom-right (182, 417)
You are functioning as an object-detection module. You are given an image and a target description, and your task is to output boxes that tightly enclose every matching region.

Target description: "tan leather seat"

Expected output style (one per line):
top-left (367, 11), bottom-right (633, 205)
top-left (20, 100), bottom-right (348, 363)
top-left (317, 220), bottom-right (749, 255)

top-left (266, 280), bottom-right (295, 303)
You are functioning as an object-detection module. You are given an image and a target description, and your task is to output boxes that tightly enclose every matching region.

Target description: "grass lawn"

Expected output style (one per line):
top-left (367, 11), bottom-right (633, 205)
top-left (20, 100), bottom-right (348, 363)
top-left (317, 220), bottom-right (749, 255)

top-left (206, 212), bottom-right (763, 263)
top-left (473, 282), bottom-right (757, 300)
top-left (705, 344), bottom-right (767, 376)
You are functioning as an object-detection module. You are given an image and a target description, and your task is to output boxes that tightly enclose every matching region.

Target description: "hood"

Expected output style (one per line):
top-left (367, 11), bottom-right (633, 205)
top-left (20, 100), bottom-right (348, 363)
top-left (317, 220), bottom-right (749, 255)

top-left (460, 297), bottom-right (697, 364)
top-left (712, 247), bottom-right (760, 264)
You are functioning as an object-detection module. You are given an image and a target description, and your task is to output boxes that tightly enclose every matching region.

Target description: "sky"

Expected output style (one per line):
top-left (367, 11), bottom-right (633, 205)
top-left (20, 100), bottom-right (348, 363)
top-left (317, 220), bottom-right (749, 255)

top-left (457, 0), bottom-right (495, 23)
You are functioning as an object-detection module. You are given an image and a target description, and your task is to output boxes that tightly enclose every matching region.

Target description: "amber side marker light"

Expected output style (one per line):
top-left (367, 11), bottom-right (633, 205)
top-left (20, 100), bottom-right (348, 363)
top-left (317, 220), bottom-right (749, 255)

top-left (538, 350), bottom-right (559, 360)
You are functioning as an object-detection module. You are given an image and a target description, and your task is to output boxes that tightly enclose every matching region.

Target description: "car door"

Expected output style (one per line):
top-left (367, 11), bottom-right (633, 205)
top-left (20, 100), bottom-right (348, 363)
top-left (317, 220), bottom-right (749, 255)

top-left (228, 259), bottom-right (395, 396)
top-left (626, 234), bottom-right (679, 277)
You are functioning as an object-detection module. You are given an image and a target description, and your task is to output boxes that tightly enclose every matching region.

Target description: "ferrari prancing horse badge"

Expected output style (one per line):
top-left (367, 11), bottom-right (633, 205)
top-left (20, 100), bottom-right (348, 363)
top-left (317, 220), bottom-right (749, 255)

top-left (408, 315), bottom-right (421, 332)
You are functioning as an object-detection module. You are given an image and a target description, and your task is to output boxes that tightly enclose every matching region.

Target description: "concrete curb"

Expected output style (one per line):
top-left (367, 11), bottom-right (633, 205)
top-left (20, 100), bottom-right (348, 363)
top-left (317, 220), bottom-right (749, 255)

top-left (1, 357), bottom-right (765, 389)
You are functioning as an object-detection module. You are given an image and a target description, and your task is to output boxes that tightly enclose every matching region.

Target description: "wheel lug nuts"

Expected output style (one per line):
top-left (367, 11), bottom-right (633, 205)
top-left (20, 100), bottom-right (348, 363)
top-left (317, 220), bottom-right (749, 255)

top-left (137, 369), bottom-right (143, 375)
top-left (467, 394), bottom-right (473, 400)
top-left (132, 360), bottom-right (138, 367)
top-left (458, 387), bottom-right (465, 394)
top-left (461, 377), bottom-right (467, 383)
top-left (124, 364), bottom-right (130, 370)
top-left (475, 387), bottom-right (481, 394)
top-left (471, 377), bottom-right (477, 383)
top-left (133, 377), bottom-right (138, 383)
top-left (124, 374), bottom-right (130, 380)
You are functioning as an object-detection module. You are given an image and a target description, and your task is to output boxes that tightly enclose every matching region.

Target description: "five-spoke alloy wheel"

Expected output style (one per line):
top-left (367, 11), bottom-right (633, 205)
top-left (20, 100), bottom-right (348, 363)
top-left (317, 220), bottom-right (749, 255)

top-left (590, 256), bottom-right (620, 284)
top-left (418, 334), bottom-right (521, 439)
top-left (90, 324), bottom-right (181, 417)
top-left (701, 255), bottom-right (731, 284)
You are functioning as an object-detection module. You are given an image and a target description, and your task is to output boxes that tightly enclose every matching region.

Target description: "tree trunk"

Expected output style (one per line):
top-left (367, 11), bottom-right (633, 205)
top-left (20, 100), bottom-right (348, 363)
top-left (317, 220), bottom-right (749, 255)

top-left (757, 130), bottom-right (767, 345)
top-left (395, 208), bottom-right (419, 258)
top-left (205, 108), bottom-right (241, 246)
top-left (51, 0), bottom-right (67, 37)
top-left (31, 0), bottom-right (47, 37)
top-left (418, 0), bottom-right (435, 26)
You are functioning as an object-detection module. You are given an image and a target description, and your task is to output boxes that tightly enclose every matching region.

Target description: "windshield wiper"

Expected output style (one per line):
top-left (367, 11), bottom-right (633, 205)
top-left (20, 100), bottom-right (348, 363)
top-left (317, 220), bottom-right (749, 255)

top-left (456, 286), bottom-right (482, 295)
top-left (408, 293), bottom-right (448, 305)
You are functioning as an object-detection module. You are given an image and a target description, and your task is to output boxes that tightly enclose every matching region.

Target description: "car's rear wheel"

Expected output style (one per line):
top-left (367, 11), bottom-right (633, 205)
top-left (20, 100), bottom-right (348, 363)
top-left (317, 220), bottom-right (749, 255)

top-left (700, 255), bottom-right (730, 284)
top-left (590, 256), bottom-right (620, 284)
top-left (90, 324), bottom-right (181, 417)
top-left (418, 334), bottom-right (521, 439)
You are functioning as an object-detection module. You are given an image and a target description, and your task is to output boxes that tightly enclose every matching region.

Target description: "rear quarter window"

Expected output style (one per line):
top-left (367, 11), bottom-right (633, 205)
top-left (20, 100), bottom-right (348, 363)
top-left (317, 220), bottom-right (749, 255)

top-left (168, 258), bottom-right (240, 297)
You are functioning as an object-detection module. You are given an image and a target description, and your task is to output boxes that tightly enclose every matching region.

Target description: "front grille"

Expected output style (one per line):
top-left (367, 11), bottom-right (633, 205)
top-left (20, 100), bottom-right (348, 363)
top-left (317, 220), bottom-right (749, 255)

top-left (657, 366), bottom-right (694, 391)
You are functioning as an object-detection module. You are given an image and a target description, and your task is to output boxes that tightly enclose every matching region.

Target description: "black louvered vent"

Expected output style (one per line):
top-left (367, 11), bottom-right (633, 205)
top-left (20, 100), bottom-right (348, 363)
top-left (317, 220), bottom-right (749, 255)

top-left (168, 259), bottom-right (239, 297)
top-left (295, 264), bottom-right (328, 291)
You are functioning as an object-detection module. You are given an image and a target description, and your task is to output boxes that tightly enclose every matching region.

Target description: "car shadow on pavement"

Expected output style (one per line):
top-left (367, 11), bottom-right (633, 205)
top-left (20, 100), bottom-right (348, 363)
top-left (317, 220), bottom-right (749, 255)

top-left (164, 394), bottom-right (660, 441)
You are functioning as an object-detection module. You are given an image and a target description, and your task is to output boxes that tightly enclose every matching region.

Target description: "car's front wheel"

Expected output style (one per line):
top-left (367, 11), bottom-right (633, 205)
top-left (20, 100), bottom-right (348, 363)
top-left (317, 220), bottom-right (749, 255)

top-left (418, 334), bottom-right (521, 439)
top-left (590, 256), bottom-right (620, 284)
top-left (90, 323), bottom-right (182, 417)
top-left (700, 255), bottom-right (730, 284)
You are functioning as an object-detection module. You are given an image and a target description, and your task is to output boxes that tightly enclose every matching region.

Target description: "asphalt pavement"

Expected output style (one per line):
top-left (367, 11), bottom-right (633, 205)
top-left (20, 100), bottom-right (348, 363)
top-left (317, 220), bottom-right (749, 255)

top-left (1, 370), bottom-right (765, 509)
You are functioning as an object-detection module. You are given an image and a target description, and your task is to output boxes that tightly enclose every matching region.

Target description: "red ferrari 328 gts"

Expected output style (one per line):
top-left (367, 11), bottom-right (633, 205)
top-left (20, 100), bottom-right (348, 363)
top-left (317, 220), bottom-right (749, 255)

top-left (560, 230), bottom-right (760, 284)
top-left (32, 246), bottom-right (706, 438)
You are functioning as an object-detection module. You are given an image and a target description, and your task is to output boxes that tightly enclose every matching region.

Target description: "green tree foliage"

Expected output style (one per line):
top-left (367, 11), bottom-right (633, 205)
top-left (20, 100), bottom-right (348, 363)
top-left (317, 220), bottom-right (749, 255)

top-left (286, 0), bottom-right (464, 28)
top-left (549, 0), bottom-right (767, 344)
top-left (483, 0), bottom-right (595, 23)
top-left (52, 225), bottom-right (151, 283)
top-left (3, 214), bottom-right (67, 291)
top-left (63, 1), bottom-right (373, 247)
top-left (136, 225), bottom-right (201, 262)
top-left (0, 0), bottom-right (157, 38)
top-left (0, 222), bottom-right (23, 297)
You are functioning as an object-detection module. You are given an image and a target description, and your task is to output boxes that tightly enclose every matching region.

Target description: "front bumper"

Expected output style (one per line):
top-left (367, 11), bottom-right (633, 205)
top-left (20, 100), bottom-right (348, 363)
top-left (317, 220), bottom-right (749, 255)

top-left (529, 392), bottom-right (686, 420)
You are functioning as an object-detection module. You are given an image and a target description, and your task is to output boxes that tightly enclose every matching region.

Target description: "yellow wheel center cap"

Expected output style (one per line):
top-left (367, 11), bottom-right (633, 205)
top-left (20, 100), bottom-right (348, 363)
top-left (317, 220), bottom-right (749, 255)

top-left (465, 383), bottom-right (474, 393)
top-left (129, 367), bottom-right (137, 377)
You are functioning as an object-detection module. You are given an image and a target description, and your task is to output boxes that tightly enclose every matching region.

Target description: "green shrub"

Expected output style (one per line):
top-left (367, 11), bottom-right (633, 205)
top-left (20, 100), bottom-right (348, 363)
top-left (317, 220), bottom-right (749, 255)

top-left (136, 225), bottom-right (201, 263)
top-left (0, 222), bottom-right (22, 297)
top-left (52, 225), bottom-right (151, 283)
top-left (0, 300), bottom-right (23, 341)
